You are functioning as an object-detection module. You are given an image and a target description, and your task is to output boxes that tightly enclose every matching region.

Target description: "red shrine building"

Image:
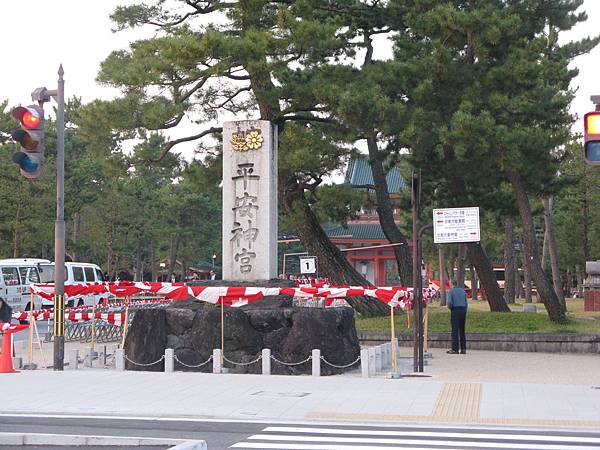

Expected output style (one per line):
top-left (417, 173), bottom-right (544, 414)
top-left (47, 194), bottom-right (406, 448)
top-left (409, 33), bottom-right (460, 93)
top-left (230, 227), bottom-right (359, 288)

top-left (325, 156), bottom-right (409, 286)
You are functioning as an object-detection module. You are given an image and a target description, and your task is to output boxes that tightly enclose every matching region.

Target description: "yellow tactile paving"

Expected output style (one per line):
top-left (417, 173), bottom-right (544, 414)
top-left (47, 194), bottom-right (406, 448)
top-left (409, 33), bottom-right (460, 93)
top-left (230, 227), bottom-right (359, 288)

top-left (307, 382), bottom-right (600, 428)
top-left (306, 412), bottom-right (600, 428)
top-left (432, 382), bottom-right (481, 420)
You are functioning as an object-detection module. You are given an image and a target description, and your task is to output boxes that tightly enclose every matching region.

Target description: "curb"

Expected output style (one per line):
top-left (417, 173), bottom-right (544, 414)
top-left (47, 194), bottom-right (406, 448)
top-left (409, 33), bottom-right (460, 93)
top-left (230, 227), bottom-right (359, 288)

top-left (0, 432), bottom-right (207, 448)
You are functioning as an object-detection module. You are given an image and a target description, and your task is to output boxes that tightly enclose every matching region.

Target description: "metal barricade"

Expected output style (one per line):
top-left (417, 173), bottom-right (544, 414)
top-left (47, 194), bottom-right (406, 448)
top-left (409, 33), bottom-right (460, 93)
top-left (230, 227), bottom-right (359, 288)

top-left (49, 294), bottom-right (172, 343)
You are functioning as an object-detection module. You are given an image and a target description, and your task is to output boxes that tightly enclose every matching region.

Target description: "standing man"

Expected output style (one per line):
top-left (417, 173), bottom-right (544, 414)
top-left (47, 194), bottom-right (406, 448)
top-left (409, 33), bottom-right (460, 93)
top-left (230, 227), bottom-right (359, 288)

top-left (447, 279), bottom-right (468, 354)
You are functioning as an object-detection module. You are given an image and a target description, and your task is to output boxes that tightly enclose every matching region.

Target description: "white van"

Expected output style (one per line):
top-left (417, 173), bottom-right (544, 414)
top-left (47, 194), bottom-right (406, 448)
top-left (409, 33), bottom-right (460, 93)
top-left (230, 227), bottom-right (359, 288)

top-left (38, 262), bottom-right (107, 307)
top-left (0, 258), bottom-right (49, 313)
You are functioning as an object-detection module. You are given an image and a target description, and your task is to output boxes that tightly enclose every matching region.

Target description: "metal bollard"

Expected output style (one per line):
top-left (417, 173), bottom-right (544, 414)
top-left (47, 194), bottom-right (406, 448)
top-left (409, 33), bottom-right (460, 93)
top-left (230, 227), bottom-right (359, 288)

top-left (212, 349), bottom-right (222, 374)
top-left (69, 349), bottom-right (79, 370)
top-left (101, 345), bottom-right (107, 366)
top-left (360, 348), bottom-right (369, 378)
top-left (115, 348), bottom-right (125, 371)
top-left (311, 349), bottom-right (320, 376)
top-left (262, 349), bottom-right (271, 375)
top-left (165, 348), bottom-right (174, 373)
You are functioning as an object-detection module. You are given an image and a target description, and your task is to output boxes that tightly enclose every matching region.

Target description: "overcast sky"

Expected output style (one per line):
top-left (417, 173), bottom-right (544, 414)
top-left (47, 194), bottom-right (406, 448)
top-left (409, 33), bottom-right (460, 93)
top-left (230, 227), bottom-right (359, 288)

top-left (1, 0), bottom-right (598, 159)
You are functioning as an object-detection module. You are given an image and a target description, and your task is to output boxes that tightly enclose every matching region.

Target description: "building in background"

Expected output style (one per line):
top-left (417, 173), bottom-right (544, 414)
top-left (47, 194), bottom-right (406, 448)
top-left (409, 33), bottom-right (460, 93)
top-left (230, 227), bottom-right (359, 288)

top-left (325, 156), bottom-right (408, 286)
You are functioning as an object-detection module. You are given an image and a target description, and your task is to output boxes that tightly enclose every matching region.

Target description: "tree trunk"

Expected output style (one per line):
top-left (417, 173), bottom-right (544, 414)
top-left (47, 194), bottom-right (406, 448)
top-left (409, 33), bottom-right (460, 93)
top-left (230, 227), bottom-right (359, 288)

top-left (150, 243), bottom-right (157, 282)
top-left (438, 246), bottom-right (446, 306)
top-left (455, 243), bottom-right (467, 287)
top-left (280, 178), bottom-right (388, 315)
top-left (72, 212), bottom-right (81, 262)
top-left (542, 197), bottom-right (566, 310)
top-left (506, 171), bottom-right (566, 322)
top-left (441, 140), bottom-right (508, 312)
top-left (13, 203), bottom-right (21, 258)
top-left (168, 237), bottom-right (181, 280)
top-left (467, 243), bottom-right (511, 312)
top-left (582, 166), bottom-right (590, 261)
top-left (366, 137), bottom-right (413, 286)
top-left (106, 233), bottom-right (114, 280)
top-left (523, 252), bottom-right (532, 303)
top-left (470, 264), bottom-right (478, 301)
top-left (134, 243), bottom-right (142, 282)
top-left (504, 217), bottom-right (516, 304)
top-left (576, 264), bottom-right (584, 298)
top-left (541, 227), bottom-right (549, 271)
top-left (515, 251), bottom-right (524, 299)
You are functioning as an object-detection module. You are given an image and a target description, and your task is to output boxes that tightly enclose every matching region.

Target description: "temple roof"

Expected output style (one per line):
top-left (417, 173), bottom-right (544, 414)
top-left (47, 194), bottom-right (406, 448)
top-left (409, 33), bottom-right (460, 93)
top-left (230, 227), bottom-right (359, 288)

top-left (344, 156), bottom-right (407, 194)
top-left (325, 223), bottom-right (387, 241)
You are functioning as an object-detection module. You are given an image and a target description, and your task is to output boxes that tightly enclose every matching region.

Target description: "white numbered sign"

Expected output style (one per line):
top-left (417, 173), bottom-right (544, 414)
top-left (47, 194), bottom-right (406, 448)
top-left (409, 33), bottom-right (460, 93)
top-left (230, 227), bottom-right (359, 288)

top-left (299, 257), bottom-right (317, 274)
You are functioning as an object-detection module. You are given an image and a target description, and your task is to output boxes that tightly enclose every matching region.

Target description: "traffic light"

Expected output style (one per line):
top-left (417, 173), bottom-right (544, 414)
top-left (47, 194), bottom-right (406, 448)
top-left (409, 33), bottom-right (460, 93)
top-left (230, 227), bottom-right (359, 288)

top-left (584, 111), bottom-right (600, 165)
top-left (10, 104), bottom-right (45, 179)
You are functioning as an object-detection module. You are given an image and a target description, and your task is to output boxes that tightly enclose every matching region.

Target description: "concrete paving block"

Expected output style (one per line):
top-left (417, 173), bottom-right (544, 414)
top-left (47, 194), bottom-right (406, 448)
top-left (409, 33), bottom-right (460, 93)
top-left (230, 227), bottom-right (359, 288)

top-left (86, 436), bottom-right (146, 446)
top-left (168, 440), bottom-right (208, 450)
top-left (25, 433), bottom-right (87, 445)
top-left (0, 433), bottom-right (25, 445)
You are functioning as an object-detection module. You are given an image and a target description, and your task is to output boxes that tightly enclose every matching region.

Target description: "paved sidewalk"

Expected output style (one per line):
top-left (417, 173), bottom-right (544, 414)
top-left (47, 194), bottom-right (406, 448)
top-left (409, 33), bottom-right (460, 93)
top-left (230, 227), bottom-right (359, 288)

top-left (1, 345), bottom-right (599, 430)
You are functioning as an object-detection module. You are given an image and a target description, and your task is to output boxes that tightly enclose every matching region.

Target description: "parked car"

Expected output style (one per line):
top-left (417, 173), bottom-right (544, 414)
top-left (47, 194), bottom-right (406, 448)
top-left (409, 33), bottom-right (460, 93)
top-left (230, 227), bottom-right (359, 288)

top-left (37, 262), bottom-right (107, 307)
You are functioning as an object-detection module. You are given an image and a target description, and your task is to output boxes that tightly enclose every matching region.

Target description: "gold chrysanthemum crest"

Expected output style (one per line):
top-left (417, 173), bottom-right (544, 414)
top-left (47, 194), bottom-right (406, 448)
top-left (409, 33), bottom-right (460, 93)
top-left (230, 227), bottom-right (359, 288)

top-left (230, 129), bottom-right (263, 151)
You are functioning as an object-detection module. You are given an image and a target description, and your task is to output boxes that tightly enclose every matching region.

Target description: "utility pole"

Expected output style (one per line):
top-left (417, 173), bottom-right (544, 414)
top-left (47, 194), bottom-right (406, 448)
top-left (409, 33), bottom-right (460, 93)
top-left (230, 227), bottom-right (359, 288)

top-left (52, 66), bottom-right (66, 370)
top-left (411, 171), bottom-right (424, 373)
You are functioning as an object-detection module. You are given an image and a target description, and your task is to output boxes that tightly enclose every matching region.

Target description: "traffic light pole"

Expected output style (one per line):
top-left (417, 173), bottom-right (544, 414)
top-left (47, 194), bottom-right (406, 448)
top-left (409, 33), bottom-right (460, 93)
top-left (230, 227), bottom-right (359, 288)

top-left (53, 65), bottom-right (66, 371)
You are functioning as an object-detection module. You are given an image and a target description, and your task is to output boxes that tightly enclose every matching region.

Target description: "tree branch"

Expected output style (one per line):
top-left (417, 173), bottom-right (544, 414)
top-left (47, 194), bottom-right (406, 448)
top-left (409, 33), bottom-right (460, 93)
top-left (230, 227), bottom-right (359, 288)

top-left (151, 126), bottom-right (222, 162)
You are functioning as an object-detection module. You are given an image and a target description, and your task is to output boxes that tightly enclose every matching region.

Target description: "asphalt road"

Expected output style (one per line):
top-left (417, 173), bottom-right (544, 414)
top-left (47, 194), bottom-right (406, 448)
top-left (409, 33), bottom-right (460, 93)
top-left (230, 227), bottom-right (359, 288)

top-left (0, 415), bottom-right (261, 449)
top-left (2, 415), bottom-right (600, 450)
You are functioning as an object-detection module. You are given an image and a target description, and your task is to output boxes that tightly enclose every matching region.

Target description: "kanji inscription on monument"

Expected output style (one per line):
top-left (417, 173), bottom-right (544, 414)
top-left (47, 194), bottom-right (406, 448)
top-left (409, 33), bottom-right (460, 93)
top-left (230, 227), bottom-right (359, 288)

top-left (222, 120), bottom-right (277, 280)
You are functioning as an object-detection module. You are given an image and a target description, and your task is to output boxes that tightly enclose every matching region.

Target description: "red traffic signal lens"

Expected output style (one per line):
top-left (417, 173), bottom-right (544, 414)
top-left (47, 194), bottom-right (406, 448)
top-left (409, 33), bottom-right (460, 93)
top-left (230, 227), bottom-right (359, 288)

top-left (585, 112), bottom-right (600, 135)
top-left (22, 109), bottom-right (41, 129)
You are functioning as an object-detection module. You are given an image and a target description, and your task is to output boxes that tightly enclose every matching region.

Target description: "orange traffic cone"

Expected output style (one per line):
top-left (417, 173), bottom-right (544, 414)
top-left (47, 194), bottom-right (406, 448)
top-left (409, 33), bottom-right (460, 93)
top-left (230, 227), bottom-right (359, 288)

top-left (0, 331), bottom-right (17, 373)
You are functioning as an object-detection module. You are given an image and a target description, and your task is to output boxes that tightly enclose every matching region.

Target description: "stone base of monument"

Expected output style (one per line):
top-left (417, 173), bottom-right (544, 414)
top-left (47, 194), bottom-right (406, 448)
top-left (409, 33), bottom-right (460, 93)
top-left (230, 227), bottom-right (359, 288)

top-left (124, 295), bottom-right (361, 376)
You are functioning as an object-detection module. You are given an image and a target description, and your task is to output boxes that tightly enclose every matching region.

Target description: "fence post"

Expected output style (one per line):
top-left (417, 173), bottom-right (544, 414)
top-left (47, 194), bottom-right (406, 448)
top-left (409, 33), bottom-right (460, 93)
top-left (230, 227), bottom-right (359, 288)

top-left (262, 349), bottom-right (271, 375)
top-left (68, 349), bottom-right (79, 370)
top-left (360, 348), bottom-right (369, 378)
top-left (212, 349), bottom-right (222, 374)
top-left (85, 347), bottom-right (93, 368)
top-left (165, 348), bottom-right (174, 373)
top-left (115, 348), bottom-right (125, 371)
top-left (375, 346), bottom-right (383, 373)
top-left (368, 347), bottom-right (376, 376)
top-left (311, 349), bottom-right (320, 376)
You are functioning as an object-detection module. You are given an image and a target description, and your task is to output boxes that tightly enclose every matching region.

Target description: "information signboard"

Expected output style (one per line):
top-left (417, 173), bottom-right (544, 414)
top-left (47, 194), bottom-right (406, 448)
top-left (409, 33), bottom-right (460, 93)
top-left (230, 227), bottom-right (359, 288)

top-left (433, 207), bottom-right (480, 244)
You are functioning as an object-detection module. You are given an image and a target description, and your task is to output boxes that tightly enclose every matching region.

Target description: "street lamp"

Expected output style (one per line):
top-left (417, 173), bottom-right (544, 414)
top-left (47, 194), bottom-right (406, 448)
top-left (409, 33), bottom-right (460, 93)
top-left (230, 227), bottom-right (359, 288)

top-left (212, 253), bottom-right (217, 268)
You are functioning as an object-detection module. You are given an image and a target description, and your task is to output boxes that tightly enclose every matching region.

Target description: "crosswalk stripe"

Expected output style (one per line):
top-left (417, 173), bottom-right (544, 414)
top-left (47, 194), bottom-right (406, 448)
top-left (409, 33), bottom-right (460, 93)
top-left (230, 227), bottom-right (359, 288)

top-left (261, 426), bottom-right (600, 445)
top-left (232, 440), bottom-right (600, 450)
top-left (231, 444), bottom-right (483, 450)
top-left (246, 433), bottom-right (593, 450)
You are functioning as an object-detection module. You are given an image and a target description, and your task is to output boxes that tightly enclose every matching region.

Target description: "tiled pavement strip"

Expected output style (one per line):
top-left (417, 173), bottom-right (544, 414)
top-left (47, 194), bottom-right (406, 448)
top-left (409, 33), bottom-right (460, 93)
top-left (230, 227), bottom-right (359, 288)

top-left (2, 339), bottom-right (600, 430)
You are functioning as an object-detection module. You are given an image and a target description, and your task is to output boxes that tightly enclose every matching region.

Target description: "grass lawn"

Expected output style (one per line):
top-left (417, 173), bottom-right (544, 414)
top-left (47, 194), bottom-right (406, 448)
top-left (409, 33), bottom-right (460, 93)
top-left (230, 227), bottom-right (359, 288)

top-left (355, 298), bottom-right (600, 334)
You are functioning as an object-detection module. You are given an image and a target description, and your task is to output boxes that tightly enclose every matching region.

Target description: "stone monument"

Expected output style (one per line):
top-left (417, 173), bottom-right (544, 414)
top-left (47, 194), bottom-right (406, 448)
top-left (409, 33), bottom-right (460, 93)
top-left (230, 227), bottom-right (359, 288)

top-left (222, 120), bottom-right (277, 281)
